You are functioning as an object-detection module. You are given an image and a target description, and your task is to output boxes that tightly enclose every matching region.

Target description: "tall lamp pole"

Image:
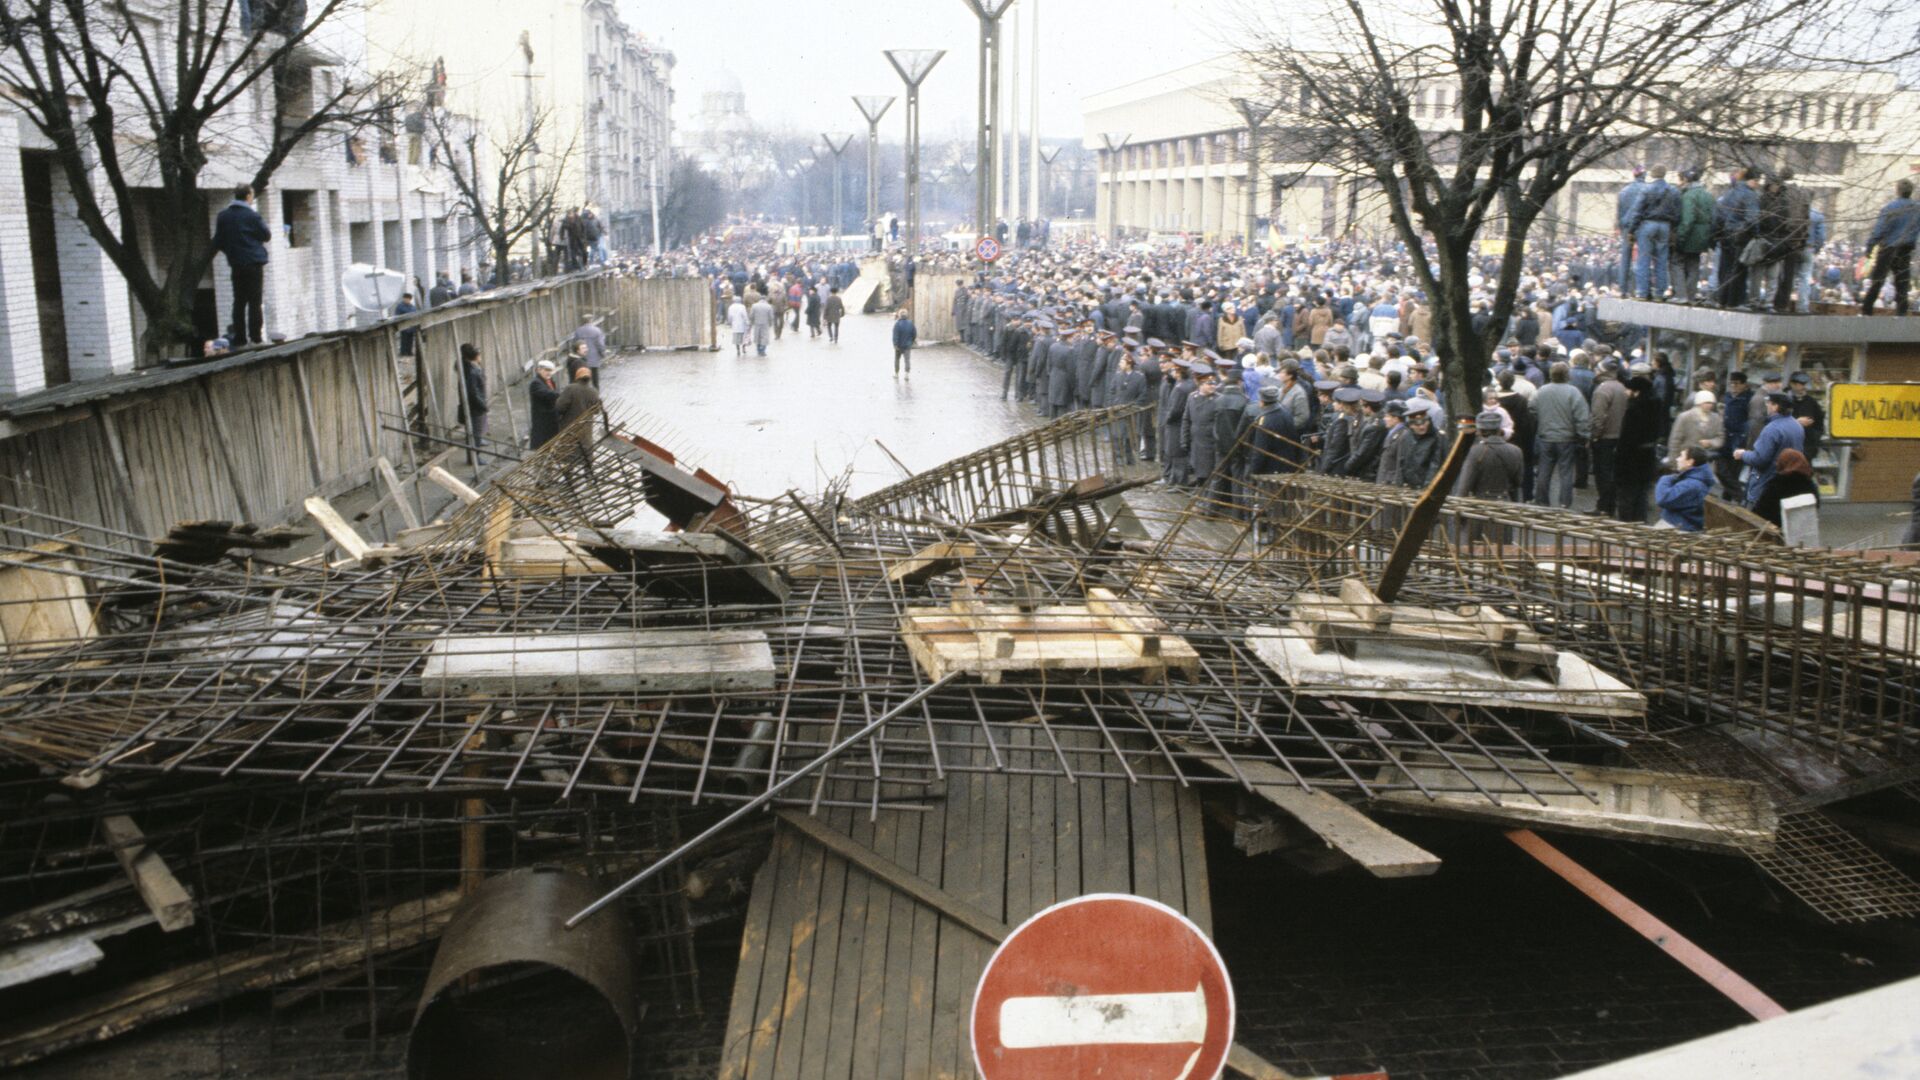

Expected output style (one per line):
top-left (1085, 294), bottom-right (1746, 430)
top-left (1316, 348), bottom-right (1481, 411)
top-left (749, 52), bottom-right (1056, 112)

top-left (960, 0), bottom-right (1015, 236)
top-left (1039, 145), bottom-right (1062, 219)
top-left (885, 49), bottom-right (945, 262)
top-left (852, 95), bottom-right (895, 249)
top-left (1231, 97), bottom-right (1278, 255)
top-left (821, 132), bottom-right (854, 250)
top-left (1099, 132), bottom-right (1129, 245)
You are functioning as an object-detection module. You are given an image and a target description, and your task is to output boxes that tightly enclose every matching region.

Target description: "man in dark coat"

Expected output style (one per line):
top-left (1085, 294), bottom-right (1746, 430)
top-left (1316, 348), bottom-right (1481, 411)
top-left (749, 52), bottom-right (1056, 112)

top-left (1182, 367), bottom-right (1222, 491)
top-left (1047, 330), bottom-right (1078, 417)
top-left (1456, 410), bottom-right (1526, 500)
top-left (212, 184), bottom-right (271, 346)
top-left (1397, 406), bottom-right (1444, 488)
top-left (1343, 391), bottom-right (1387, 479)
top-left (1317, 387), bottom-right (1360, 475)
top-left (457, 343), bottom-right (489, 466)
top-left (1210, 368), bottom-right (1251, 514)
top-left (1161, 359), bottom-right (1195, 485)
top-left (1713, 167), bottom-right (1760, 308)
top-left (1376, 402), bottom-right (1410, 484)
top-left (1788, 371), bottom-right (1825, 460)
top-left (527, 359), bottom-right (562, 449)
top-left (554, 364), bottom-right (603, 432)
top-left (1107, 352), bottom-right (1150, 464)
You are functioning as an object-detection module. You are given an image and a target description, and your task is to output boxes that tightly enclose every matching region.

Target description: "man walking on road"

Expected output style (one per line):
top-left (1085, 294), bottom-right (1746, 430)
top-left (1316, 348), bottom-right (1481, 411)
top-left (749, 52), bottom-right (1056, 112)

top-left (823, 287), bottom-right (846, 343)
top-left (892, 307), bottom-right (917, 377)
top-left (751, 293), bottom-right (775, 356)
top-left (213, 184), bottom-right (271, 346)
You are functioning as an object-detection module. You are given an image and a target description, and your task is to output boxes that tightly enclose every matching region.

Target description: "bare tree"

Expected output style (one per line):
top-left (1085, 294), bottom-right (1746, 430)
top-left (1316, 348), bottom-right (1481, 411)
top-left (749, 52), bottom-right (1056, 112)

top-left (0, 0), bottom-right (404, 361)
top-left (1234, 0), bottom-right (1919, 408)
top-left (428, 104), bottom-right (575, 287)
top-left (651, 158), bottom-right (726, 250)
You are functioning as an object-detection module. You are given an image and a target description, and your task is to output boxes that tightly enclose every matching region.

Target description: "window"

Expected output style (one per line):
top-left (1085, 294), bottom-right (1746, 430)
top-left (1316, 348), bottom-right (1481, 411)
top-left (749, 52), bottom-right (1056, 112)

top-left (280, 190), bottom-right (314, 248)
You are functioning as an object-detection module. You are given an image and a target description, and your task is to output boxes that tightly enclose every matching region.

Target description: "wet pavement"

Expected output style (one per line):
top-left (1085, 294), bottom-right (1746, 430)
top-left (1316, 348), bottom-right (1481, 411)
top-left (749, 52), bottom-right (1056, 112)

top-left (599, 309), bottom-right (1042, 499)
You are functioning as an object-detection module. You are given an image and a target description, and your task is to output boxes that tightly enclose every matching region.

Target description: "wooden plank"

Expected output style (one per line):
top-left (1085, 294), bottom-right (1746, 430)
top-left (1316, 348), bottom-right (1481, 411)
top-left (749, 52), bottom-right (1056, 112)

top-left (92, 410), bottom-right (149, 540)
top-left (927, 754), bottom-right (974, 1079)
top-left (875, 783), bottom-right (922, 1078)
top-left (884, 540), bottom-right (978, 585)
top-left (1099, 736), bottom-right (1133, 894)
top-left (426, 464), bottom-right (480, 505)
top-left (819, 801), bottom-right (872, 1080)
top-left (1175, 776), bottom-right (1214, 937)
top-left (375, 457), bottom-right (421, 531)
top-left (98, 816), bottom-right (193, 933)
top-left (744, 832), bottom-right (800, 1077)
top-left (846, 793), bottom-right (895, 1080)
top-left (1182, 745), bottom-right (1441, 879)
top-left (1339, 575), bottom-right (1390, 630)
top-left (769, 826), bottom-right (826, 1080)
top-left (194, 381), bottom-right (257, 522)
top-left (302, 495), bottom-right (372, 562)
top-left (286, 356), bottom-right (328, 488)
top-left (792, 809), bottom-right (849, 1080)
top-left (1084, 586), bottom-right (1164, 658)
top-left (716, 832), bottom-right (769, 1080)
top-left (904, 768), bottom-right (948, 1079)
top-left (1150, 762), bottom-right (1186, 909)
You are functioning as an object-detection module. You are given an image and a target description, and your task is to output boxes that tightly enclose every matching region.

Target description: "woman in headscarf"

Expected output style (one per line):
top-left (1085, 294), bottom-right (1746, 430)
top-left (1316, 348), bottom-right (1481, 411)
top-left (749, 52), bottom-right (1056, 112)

top-left (1751, 448), bottom-right (1820, 528)
top-left (1614, 374), bottom-right (1664, 523)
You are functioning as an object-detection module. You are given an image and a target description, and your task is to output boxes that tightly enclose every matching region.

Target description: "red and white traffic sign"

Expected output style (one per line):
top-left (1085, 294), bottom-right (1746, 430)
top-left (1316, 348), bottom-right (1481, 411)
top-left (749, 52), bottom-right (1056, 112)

top-left (975, 235), bottom-right (1002, 262)
top-left (972, 894), bottom-right (1234, 1080)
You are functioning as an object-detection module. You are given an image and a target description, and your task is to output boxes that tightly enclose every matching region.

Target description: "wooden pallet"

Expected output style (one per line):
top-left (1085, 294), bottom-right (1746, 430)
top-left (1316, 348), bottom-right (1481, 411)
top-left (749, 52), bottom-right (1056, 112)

top-left (899, 586), bottom-right (1198, 684)
top-left (1292, 578), bottom-right (1560, 683)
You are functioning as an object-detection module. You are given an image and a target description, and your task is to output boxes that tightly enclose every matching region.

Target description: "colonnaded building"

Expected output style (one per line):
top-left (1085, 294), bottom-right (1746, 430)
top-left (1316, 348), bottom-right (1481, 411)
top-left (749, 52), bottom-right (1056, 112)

top-left (1083, 55), bottom-right (1920, 248)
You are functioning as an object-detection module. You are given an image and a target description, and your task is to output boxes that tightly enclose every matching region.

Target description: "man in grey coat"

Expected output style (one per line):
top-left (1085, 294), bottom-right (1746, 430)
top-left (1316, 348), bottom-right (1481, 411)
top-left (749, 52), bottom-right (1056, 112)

top-left (750, 295), bottom-right (776, 356)
top-left (1532, 362), bottom-right (1592, 507)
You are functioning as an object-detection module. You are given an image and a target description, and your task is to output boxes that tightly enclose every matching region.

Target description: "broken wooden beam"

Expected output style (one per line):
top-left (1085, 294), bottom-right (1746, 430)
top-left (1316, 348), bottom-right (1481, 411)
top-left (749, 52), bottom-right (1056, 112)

top-left (302, 495), bottom-right (372, 563)
top-left (99, 815), bottom-right (194, 933)
top-left (426, 465), bottom-right (481, 506)
top-left (1182, 747), bottom-right (1440, 878)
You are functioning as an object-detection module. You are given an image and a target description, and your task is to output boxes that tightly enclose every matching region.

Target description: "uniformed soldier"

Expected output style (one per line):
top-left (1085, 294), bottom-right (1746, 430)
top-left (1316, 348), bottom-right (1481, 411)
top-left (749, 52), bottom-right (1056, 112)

top-left (1211, 359), bottom-right (1252, 515)
top-left (1318, 386), bottom-right (1361, 476)
top-left (1161, 357), bottom-right (1195, 485)
top-left (1344, 389), bottom-right (1388, 479)
top-left (1182, 362), bottom-right (1222, 491)
top-left (1047, 327), bottom-right (1078, 418)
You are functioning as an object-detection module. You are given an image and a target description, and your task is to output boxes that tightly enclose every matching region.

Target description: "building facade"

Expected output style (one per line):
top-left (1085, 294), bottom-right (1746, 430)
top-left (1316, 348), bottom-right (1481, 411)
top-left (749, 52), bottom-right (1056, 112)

top-left (0, 3), bottom-right (489, 398)
top-left (364, 0), bottom-right (674, 253)
top-left (1085, 56), bottom-right (1920, 248)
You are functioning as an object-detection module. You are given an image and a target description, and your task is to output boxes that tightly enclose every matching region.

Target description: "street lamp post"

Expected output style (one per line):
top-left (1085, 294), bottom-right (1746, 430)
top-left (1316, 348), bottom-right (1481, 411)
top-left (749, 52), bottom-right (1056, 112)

top-left (960, 0), bottom-right (1015, 236)
top-left (885, 49), bottom-right (945, 262)
top-left (791, 156), bottom-right (815, 239)
top-left (1038, 144), bottom-right (1062, 219)
top-left (821, 132), bottom-right (854, 251)
top-left (1231, 97), bottom-right (1279, 255)
top-left (1098, 132), bottom-right (1130, 245)
top-left (852, 95), bottom-right (895, 249)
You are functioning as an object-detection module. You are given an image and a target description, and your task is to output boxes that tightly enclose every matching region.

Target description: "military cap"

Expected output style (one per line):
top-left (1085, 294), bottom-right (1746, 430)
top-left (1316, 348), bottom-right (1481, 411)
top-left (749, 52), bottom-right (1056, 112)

top-left (1359, 389), bottom-right (1386, 406)
top-left (1333, 386), bottom-right (1364, 404)
top-left (1789, 371), bottom-right (1810, 385)
top-left (1385, 400), bottom-right (1408, 416)
top-left (1259, 385), bottom-right (1282, 402)
top-left (1314, 379), bottom-right (1340, 392)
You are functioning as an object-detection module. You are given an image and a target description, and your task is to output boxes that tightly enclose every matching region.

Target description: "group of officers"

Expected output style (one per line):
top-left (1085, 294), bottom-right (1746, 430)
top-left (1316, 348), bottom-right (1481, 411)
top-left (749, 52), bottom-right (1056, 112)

top-left (956, 281), bottom-right (1457, 520)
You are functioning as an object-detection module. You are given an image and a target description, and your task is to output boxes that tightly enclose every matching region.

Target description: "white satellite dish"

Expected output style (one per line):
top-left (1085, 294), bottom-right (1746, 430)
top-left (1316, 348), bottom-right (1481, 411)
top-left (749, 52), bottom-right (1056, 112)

top-left (341, 263), bottom-right (409, 322)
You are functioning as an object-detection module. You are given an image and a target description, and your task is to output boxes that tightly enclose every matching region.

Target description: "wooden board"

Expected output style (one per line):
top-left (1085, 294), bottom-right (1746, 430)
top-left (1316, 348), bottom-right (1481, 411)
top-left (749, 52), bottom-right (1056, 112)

top-left (420, 629), bottom-right (777, 695)
top-left (0, 542), bottom-right (96, 655)
top-left (718, 726), bottom-right (1221, 1080)
top-left (901, 595), bottom-right (1200, 684)
top-left (1181, 746), bottom-right (1440, 878)
top-left (99, 816), bottom-right (194, 933)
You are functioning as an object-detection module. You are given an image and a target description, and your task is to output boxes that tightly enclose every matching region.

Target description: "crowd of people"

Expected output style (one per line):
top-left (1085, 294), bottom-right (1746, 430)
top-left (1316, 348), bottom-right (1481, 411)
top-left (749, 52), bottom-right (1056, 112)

top-left (939, 203), bottom-right (1913, 535)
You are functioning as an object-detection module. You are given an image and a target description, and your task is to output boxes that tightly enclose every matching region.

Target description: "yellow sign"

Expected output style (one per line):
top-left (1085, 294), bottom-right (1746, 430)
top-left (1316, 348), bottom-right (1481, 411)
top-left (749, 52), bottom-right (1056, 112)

top-left (1829, 383), bottom-right (1920, 439)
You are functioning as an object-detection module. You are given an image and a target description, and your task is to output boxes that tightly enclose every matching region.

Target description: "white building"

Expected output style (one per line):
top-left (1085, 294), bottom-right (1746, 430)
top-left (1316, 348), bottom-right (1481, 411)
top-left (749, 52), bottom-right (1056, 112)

top-left (0, 1), bottom-right (490, 398)
top-left (1085, 55), bottom-right (1920, 246)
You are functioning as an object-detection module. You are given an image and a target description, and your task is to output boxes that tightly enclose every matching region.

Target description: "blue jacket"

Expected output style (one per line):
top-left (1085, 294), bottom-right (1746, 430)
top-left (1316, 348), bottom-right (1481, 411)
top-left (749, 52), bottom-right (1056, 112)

top-left (1627, 180), bottom-right (1679, 230)
top-left (1715, 181), bottom-right (1759, 239)
top-left (1655, 462), bottom-right (1715, 531)
top-left (1867, 197), bottom-right (1920, 249)
top-left (1616, 180), bottom-right (1648, 230)
top-left (1720, 389), bottom-right (1752, 453)
top-left (892, 317), bottom-right (917, 349)
top-left (1744, 413), bottom-right (1804, 505)
top-left (212, 199), bottom-right (270, 267)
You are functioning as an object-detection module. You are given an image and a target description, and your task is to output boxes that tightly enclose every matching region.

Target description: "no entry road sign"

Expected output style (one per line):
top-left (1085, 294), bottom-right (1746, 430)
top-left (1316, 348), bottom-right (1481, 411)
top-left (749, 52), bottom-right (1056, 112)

top-left (971, 894), bottom-right (1234, 1080)
top-left (975, 235), bottom-right (1002, 262)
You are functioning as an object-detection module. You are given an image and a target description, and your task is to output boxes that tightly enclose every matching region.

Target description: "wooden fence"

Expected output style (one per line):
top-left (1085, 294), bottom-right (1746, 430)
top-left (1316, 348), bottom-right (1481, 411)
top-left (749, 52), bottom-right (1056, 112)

top-left (612, 276), bottom-right (716, 352)
top-left (911, 272), bottom-right (969, 344)
top-left (0, 270), bottom-right (702, 547)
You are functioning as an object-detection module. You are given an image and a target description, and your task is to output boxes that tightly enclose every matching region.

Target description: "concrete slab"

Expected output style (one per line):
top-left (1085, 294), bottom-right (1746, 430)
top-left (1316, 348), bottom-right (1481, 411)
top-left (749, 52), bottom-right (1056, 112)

top-left (420, 629), bottom-right (776, 695)
top-left (1246, 624), bottom-right (1646, 718)
top-left (1597, 298), bottom-right (1920, 343)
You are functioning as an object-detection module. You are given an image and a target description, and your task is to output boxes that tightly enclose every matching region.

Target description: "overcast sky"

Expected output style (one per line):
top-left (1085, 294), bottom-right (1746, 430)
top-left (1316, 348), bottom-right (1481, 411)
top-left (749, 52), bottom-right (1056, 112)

top-left (630, 0), bottom-right (1227, 143)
